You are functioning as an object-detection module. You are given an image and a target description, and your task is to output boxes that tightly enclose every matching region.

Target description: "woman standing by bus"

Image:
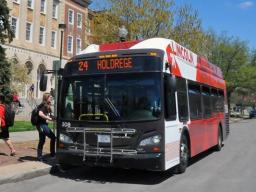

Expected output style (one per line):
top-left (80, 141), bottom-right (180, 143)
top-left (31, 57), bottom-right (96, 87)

top-left (37, 93), bottom-right (56, 161)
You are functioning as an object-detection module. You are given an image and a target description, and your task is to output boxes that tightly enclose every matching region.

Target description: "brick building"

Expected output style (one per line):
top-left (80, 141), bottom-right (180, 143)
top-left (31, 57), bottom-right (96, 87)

top-left (3, 0), bottom-right (92, 98)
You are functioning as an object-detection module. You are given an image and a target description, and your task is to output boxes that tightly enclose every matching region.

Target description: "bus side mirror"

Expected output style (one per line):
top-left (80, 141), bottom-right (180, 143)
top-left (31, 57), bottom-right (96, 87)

top-left (40, 74), bottom-right (48, 91)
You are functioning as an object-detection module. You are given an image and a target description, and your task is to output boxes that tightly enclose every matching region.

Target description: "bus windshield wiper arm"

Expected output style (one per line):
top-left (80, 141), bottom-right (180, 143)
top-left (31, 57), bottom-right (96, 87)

top-left (104, 98), bottom-right (120, 117)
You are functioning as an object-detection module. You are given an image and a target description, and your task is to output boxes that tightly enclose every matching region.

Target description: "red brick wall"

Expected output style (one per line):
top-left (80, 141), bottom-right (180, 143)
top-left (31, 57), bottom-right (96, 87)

top-left (63, 0), bottom-right (87, 59)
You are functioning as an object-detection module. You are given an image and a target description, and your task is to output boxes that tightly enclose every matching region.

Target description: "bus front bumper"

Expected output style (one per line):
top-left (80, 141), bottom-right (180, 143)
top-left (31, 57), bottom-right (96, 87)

top-left (56, 149), bottom-right (164, 171)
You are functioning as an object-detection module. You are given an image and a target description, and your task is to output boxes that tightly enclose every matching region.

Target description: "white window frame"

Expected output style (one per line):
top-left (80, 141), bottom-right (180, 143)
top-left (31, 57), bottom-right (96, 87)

top-left (67, 35), bottom-right (73, 53)
top-left (52, 1), bottom-right (58, 19)
top-left (68, 9), bottom-right (74, 25)
top-left (77, 13), bottom-right (82, 29)
top-left (76, 38), bottom-right (81, 54)
top-left (26, 22), bottom-right (33, 42)
top-left (27, 0), bottom-right (34, 9)
top-left (39, 26), bottom-right (45, 45)
top-left (11, 17), bottom-right (19, 39)
top-left (51, 31), bottom-right (57, 48)
top-left (40, 0), bottom-right (46, 14)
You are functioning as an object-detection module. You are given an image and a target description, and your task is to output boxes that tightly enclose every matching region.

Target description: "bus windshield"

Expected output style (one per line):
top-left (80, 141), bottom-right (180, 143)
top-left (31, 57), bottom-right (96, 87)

top-left (60, 73), bottom-right (162, 122)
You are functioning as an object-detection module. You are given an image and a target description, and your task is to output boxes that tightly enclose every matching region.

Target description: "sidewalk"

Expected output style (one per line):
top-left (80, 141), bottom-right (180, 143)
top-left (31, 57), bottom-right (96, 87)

top-left (0, 131), bottom-right (55, 185)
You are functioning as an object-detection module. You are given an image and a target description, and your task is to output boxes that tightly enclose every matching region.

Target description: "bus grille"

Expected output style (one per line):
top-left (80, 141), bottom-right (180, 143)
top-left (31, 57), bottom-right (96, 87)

top-left (66, 127), bottom-right (137, 163)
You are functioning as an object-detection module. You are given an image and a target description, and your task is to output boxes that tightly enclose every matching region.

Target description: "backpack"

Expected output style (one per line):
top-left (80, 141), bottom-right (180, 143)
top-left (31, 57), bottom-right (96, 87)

top-left (31, 103), bottom-right (43, 126)
top-left (5, 104), bottom-right (15, 127)
top-left (31, 106), bottom-right (39, 126)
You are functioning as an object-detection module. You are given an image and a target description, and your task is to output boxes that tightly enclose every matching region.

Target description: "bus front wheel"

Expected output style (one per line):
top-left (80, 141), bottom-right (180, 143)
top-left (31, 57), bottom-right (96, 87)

top-left (175, 134), bottom-right (189, 174)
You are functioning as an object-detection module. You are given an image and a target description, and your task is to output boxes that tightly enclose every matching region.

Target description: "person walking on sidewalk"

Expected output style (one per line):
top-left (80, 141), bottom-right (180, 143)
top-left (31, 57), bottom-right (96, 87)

top-left (0, 94), bottom-right (16, 156)
top-left (36, 93), bottom-right (56, 161)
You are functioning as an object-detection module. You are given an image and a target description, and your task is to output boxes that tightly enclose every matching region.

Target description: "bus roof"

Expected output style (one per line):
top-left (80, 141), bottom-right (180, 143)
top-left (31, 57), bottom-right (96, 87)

top-left (76, 38), bottom-right (225, 89)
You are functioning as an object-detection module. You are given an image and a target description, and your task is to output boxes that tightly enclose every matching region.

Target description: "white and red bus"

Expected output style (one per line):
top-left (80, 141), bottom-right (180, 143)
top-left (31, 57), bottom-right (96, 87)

top-left (51, 38), bottom-right (229, 172)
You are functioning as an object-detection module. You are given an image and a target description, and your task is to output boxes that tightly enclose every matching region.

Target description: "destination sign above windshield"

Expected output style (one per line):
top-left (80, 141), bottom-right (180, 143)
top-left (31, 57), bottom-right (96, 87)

top-left (64, 55), bottom-right (163, 76)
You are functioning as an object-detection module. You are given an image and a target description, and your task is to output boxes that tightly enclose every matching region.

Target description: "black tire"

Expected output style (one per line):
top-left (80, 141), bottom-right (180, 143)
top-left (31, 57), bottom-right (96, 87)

top-left (175, 134), bottom-right (189, 174)
top-left (214, 126), bottom-right (223, 151)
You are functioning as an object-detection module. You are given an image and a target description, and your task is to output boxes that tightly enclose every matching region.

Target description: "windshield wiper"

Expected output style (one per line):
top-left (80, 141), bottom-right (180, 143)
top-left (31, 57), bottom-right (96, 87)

top-left (104, 98), bottom-right (121, 118)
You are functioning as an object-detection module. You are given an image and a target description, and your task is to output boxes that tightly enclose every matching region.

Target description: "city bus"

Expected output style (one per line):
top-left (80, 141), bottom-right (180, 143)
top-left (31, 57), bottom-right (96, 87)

top-left (42, 38), bottom-right (229, 173)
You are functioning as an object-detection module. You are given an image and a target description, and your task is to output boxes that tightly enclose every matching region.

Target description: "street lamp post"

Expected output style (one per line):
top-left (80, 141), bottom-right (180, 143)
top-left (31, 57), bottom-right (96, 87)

top-left (53, 24), bottom-right (66, 133)
top-left (59, 23), bottom-right (66, 64)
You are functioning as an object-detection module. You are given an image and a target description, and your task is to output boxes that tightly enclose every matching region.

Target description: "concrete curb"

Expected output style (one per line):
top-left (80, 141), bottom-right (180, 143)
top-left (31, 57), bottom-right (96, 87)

top-left (0, 161), bottom-right (51, 185)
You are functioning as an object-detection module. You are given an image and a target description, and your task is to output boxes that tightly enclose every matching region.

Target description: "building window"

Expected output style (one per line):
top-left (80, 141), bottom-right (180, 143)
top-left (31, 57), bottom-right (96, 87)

top-left (76, 38), bottom-right (81, 54)
top-left (11, 17), bottom-right (18, 38)
top-left (26, 22), bottom-right (32, 41)
top-left (25, 61), bottom-right (33, 75)
top-left (67, 36), bottom-right (73, 53)
top-left (51, 31), bottom-right (57, 48)
top-left (52, 1), bottom-right (58, 19)
top-left (40, 0), bottom-right (46, 13)
top-left (68, 9), bottom-right (74, 24)
top-left (77, 13), bottom-right (82, 28)
top-left (39, 26), bottom-right (45, 45)
top-left (27, 0), bottom-right (34, 9)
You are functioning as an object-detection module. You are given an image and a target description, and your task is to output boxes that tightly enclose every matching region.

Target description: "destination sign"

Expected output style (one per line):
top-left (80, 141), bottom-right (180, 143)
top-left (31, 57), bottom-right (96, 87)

top-left (63, 55), bottom-right (163, 76)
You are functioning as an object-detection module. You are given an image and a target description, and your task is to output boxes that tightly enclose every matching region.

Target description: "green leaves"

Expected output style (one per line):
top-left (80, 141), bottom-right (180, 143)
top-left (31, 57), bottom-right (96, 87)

top-left (92, 0), bottom-right (174, 43)
top-left (0, 0), bottom-right (14, 101)
top-left (0, 0), bottom-right (14, 43)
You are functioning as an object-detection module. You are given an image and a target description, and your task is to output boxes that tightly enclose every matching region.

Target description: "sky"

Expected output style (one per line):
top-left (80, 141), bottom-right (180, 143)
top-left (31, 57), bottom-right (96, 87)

top-left (89, 0), bottom-right (256, 50)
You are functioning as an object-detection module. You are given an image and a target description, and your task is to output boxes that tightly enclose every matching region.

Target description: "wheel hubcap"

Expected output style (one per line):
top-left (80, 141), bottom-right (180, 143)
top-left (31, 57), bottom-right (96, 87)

top-left (181, 141), bottom-right (188, 163)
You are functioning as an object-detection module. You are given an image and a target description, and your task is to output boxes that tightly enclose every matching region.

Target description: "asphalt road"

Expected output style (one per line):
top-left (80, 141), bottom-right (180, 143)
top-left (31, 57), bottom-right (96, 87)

top-left (1, 119), bottom-right (256, 192)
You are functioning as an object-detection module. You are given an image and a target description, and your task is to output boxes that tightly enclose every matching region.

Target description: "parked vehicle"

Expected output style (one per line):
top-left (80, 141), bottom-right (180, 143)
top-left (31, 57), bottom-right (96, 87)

top-left (249, 110), bottom-right (256, 118)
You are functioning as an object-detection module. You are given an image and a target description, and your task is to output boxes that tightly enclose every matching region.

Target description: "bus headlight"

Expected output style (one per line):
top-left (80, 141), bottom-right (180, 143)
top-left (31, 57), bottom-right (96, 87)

top-left (59, 133), bottom-right (73, 144)
top-left (139, 135), bottom-right (161, 146)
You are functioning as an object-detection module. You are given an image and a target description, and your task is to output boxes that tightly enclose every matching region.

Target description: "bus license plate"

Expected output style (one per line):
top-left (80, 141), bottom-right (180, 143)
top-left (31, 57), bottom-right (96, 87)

top-left (97, 135), bottom-right (110, 143)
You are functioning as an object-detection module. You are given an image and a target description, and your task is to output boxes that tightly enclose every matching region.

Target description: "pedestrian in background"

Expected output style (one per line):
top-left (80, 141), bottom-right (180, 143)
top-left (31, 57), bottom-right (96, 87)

top-left (50, 88), bottom-right (55, 98)
top-left (36, 93), bottom-right (56, 161)
top-left (28, 83), bottom-right (34, 99)
top-left (0, 94), bottom-right (16, 156)
top-left (12, 90), bottom-right (23, 108)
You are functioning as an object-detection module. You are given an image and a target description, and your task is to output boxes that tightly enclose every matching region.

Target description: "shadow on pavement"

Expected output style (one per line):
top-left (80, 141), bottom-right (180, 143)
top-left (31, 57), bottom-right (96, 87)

top-left (189, 148), bottom-right (215, 166)
top-left (49, 147), bottom-right (221, 185)
top-left (18, 156), bottom-right (38, 162)
top-left (18, 154), bottom-right (57, 166)
top-left (0, 153), bottom-right (8, 156)
top-left (50, 166), bottom-right (175, 185)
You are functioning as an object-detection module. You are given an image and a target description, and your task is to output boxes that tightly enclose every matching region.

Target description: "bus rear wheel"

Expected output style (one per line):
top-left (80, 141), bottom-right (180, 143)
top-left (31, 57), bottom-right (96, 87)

top-left (214, 126), bottom-right (223, 151)
top-left (175, 134), bottom-right (189, 174)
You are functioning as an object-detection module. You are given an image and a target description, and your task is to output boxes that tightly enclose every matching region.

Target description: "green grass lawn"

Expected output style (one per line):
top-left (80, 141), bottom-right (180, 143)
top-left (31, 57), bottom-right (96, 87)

top-left (10, 121), bottom-right (54, 132)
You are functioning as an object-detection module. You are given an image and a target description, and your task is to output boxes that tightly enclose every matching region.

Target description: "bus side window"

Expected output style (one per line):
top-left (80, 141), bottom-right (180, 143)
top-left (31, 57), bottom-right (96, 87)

top-left (177, 77), bottom-right (189, 122)
top-left (188, 82), bottom-right (202, 119)
top-left (202, 86), bottom-right (211, 117)
top-left (217, 90), bottom-right (224, 112)
top-left (164, 75), bottom-right (176, 121)
top-left (211, 88), bottom-right (218, 113)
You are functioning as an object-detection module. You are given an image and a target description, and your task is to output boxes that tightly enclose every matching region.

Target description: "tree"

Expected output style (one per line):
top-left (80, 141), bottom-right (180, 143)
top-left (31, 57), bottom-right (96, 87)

top-left (0, 0), bottom-right (14, 103)
top-left (0, 0), bottom-right (13, 44)
top-left (91, 0), bottom-right (174, 43)
top-left (250, 49), bottom-right (256, 66)
top-left (207, 33), bottom-right (253, 106)
top-left (9, 58), bottom-right (31, 92)
top-left (171, 4), bottom-right (211, 57)
top-left (91, 10), bottom-right (120, 43)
